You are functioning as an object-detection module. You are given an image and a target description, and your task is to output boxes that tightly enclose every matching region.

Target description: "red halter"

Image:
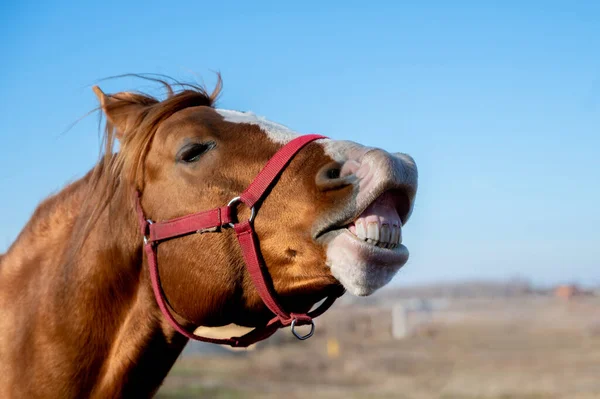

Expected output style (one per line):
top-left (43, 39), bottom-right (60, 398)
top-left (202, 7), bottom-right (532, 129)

top-left (136, 134), bottom-right (344, 347)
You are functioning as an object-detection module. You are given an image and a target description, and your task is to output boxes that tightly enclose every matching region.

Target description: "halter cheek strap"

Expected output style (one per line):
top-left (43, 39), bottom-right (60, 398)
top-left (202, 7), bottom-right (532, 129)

top-left (137, 134), bottom-right (344, 348)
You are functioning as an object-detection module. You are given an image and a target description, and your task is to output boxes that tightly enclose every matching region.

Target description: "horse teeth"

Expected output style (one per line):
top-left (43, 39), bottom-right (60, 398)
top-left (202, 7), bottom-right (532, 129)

top-left (367, 222), bottom-right (380, 243)
top-left (355, 220), bottom-right (367, 240)
top-left (349, 220), bottom-right (402, 248)
top-left (380, 224), bottom-right (391, 246)
top-left (391, 225), bottom-right (399, 245)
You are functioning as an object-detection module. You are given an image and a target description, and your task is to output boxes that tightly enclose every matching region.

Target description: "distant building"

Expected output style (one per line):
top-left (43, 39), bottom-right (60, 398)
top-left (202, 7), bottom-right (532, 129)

top-left (554, 284), bottom-right (581, 300)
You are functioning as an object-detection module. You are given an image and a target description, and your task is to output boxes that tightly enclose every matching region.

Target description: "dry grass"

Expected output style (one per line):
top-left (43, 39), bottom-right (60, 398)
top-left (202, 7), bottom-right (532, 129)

top-left (157, 297), bottom-right (600, 399)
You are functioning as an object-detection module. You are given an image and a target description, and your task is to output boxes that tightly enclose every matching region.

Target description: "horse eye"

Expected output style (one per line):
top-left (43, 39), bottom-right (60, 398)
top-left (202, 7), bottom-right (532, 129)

top-left (178, 141), bottom-right (216, 163)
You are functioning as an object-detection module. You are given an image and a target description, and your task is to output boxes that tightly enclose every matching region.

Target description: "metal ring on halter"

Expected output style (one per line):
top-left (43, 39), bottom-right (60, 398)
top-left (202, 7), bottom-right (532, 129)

top-left (143, 219), bottom-right (154, 245)
top-left (290, 318), bottom-right (315, 340)
top-left (227, 196), bottom-right (256, 228)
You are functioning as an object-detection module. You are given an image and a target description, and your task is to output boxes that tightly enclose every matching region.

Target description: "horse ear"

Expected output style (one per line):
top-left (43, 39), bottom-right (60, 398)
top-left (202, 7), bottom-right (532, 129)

top-left (93, 86), bottom-right (156, 139)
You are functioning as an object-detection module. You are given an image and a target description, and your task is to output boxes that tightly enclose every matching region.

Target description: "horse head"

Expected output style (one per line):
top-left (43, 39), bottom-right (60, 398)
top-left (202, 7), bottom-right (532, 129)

top-left (92, 79), bottom-right (418, 333)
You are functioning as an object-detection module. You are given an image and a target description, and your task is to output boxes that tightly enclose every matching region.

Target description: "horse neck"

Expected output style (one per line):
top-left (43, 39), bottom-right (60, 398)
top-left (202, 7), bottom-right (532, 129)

top-left (74, 177), bottom-right (189, 397)
top-left (2, 169), bottom-right (188, 397)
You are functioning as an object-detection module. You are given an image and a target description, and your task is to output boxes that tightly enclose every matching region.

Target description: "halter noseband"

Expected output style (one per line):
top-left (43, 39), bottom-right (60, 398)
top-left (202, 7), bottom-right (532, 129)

top-left (136, 134), bottom-right (344, 347)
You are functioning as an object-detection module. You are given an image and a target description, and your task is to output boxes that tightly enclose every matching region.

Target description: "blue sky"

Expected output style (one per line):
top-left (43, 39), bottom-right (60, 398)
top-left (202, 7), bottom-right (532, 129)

top-left (1, 1), bottom-right (599, 286)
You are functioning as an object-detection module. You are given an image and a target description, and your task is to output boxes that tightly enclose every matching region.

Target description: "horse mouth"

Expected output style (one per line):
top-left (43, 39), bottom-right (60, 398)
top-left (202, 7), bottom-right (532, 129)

top-left (316, 189), bottom-right (410, 249)
top-left (315, 189), bottom-right (411, 296)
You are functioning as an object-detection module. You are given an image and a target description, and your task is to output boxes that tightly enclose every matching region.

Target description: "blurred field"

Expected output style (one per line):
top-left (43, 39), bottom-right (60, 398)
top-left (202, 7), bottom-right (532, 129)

top-left (157, 288), bottom-right (600, 399)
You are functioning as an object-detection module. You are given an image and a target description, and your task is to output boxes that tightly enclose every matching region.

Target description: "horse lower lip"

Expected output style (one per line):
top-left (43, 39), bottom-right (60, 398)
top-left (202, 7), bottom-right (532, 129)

top-left (327, 229), bottom-right (409, 266)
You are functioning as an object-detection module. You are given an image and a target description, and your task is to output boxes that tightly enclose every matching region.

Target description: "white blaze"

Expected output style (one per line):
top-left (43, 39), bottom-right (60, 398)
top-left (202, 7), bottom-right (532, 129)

top-left (216, 109), bottom-right (300, 144)
top-left (215, 109), bottom-right (355, 162)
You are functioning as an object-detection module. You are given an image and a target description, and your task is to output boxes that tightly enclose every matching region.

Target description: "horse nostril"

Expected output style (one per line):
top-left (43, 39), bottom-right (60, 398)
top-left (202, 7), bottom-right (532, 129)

top-left (316, 161), bottom-right (351, 190)
top-left (326, 168), bottom-right (341, 180)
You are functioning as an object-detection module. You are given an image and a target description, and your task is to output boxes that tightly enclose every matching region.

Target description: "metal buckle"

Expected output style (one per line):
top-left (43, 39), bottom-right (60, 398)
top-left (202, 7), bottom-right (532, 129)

top-left (143, 219), bottom-right (153, 245)
top-left (227, 196), bottom-right (256, 228)
top-left (290, 318), bottom-right (315, 340)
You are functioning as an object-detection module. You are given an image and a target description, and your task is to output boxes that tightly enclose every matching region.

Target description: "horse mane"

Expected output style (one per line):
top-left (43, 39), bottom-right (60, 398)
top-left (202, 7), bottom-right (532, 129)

top-left (73, 74), bottom-right (223, 253)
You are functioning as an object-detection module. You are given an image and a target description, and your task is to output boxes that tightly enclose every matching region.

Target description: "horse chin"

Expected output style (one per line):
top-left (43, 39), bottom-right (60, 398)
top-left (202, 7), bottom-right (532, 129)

top-left (321, 229), bottom-right (409, 296)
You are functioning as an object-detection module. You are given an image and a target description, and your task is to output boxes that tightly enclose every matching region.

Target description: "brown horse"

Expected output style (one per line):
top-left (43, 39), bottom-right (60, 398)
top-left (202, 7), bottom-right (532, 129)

top-left (0, 77), bottom-right (418, 398)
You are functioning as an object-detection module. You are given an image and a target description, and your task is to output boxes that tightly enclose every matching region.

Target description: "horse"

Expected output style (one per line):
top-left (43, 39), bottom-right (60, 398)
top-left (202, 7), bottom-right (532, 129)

top-left (0, 76), bottom-right (418, 398)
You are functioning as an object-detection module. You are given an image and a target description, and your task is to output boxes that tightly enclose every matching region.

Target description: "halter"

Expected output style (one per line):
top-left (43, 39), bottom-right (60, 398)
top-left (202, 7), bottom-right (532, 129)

top-left (136, 134), bottom-right (344, 347)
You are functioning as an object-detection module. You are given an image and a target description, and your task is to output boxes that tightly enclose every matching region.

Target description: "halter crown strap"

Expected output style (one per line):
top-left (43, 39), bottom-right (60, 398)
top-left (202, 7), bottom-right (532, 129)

top-left (138, 134), bottom-right (344, 347)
